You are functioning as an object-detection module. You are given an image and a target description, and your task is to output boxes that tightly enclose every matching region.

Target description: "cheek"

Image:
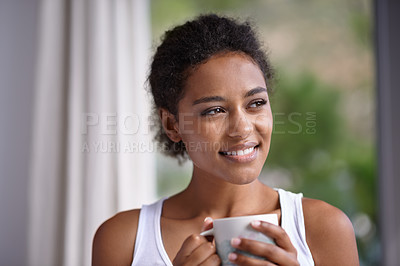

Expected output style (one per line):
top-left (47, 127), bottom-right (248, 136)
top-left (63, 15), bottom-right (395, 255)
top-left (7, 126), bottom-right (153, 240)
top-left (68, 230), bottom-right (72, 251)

top-left (177, 113), bottom-right (198, 136)
top-left (179, 119), bottom-right (222, 155)
top-left (178, 114), bottom-right (225, 142)
top-left (181, 135), bottom-right (220, 166)
top-left (254, 112), bottom-right (273, 137)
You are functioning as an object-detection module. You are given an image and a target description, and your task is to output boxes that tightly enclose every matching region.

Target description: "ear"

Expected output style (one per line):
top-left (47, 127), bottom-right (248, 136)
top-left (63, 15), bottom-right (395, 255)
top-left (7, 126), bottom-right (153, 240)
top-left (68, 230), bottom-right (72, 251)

top-left (159, 108), bottom-right (181, 143)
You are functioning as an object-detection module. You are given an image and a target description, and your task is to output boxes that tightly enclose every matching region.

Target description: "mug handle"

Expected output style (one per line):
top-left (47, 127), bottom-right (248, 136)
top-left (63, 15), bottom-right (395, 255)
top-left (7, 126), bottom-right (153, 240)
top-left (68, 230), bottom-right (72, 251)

top-left (200, 228), bottom-right (214, 236)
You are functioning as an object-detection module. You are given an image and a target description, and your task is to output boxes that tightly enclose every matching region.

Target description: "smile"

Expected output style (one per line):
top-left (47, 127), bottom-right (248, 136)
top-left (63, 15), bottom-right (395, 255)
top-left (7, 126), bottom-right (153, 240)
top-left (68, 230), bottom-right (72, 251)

top-left (220, 146), bottom-right (255, 156)
top-left (218, 144), bottom-right (259, 163)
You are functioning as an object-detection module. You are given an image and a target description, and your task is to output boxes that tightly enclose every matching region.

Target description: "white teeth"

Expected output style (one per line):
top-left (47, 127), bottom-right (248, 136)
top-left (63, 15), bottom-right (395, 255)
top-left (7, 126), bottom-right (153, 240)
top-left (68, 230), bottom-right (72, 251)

top-left (243, 147), bottom-right (254, 155)
top-left (223, 147), bottom-right (255, 156)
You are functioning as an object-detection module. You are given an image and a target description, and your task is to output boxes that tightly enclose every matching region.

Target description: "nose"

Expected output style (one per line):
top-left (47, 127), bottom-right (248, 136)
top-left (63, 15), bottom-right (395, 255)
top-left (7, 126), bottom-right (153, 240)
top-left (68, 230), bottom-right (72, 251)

top-left (227, 110), bottom-right (253, 139)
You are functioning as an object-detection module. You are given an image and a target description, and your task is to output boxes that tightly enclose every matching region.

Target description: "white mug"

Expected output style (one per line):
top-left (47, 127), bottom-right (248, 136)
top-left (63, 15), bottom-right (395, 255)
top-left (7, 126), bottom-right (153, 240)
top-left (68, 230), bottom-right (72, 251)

top-left (200, 214), bottom-right (278, 265)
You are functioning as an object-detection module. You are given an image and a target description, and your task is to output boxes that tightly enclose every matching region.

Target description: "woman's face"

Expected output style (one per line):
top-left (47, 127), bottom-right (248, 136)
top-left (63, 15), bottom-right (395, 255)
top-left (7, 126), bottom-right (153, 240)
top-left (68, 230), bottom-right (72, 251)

top-left (176, 53), bottom-right (273, 185)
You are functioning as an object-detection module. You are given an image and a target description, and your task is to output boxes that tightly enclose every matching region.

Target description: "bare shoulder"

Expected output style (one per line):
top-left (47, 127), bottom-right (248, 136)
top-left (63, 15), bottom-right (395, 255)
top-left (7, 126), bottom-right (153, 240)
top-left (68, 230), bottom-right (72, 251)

top-left (302, 198), bottom-right (359, 266)
top-left (92, 209), bottom-right (140, 266)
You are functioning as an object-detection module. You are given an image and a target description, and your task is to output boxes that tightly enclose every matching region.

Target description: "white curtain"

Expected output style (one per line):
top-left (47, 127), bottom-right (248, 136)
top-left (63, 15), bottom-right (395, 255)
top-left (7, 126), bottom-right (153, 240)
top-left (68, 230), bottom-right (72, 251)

top-left (28, 0), bottom-right (156, 265)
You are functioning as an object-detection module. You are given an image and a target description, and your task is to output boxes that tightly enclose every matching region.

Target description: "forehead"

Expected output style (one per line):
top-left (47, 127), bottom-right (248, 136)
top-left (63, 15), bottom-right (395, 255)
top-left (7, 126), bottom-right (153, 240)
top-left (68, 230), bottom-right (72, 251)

top-left (183, 53), bottom-right (266, 99)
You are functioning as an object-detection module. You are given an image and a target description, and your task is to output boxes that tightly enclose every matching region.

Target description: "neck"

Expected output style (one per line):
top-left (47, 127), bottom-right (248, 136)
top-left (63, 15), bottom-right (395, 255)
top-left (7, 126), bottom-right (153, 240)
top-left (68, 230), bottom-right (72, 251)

top-left (165, 166), bottom-right (278, 219)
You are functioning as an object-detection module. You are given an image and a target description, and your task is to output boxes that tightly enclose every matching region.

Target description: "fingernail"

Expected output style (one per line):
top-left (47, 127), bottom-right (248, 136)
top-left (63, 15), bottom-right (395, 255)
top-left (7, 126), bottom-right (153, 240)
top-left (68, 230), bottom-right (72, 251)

top-left (251, 220), bottom-right (261, 227)
top-left (231, 237), bottom-right (241, 247)
top-left (228, 253), bottom-right (237, 261)
top-left (204, 217), bottom-right (212, 222)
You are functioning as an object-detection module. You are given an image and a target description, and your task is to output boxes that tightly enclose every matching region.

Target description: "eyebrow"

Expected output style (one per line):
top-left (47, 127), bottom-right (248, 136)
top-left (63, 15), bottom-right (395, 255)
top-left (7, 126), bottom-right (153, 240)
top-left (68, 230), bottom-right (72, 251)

top-left (192, 96), bottom-right (226, 106)
top-left (192, 86), bottom-right (268, 106)
top-left (244, 86), bottom-right (268, 97)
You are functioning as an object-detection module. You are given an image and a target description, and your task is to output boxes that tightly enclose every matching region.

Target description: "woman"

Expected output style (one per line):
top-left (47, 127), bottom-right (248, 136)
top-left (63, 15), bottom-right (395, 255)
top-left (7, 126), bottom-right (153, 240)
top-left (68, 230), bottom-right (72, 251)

top-left (92, 14), bottom-right (359, 265)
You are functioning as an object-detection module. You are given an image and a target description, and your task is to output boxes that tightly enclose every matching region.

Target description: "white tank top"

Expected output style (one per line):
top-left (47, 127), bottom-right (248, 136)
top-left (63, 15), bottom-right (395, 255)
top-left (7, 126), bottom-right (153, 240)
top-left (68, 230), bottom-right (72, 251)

top-left (131, 189), bottom-right (315, 265)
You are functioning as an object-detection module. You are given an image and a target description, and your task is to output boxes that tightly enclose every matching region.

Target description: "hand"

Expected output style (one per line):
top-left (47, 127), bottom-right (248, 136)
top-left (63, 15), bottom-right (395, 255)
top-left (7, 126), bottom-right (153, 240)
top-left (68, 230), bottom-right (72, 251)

top-left (173, 218), bottom-right (221, 266)
top-left (228, 220), bottom-right (299, 266)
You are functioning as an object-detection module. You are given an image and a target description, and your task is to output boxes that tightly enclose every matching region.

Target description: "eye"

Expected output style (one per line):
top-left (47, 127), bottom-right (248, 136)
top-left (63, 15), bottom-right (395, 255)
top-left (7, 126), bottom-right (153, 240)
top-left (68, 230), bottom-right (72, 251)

top-left (248, 99), bottom-right (267, 108)
top-left (201, 107), bottom-right (225, 116)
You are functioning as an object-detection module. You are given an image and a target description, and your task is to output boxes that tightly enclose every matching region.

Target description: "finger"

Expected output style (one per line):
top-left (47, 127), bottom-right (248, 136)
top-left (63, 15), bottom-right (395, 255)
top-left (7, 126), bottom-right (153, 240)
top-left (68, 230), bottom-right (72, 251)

top-left (199, 253), bottom-right (221, 266)
top-left (201, 217), bottom-right (214, 232)
top-left (178, 234), bottom-right (208, 257)
top-left (231, 237), bottom-right (297, 265)
top-left (185, 241), bottom-right (217, 265)
top-left (251, 220), bottom-right (297, 253)
top-left (201, 217), bottom-right (214, 242)
top-left (228, 252), bottom-right (276, 266)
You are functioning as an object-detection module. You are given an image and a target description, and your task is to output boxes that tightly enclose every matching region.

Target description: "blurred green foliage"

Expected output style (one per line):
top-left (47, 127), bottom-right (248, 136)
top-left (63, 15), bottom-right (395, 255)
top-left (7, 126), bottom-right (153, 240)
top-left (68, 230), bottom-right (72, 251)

top-left (350, 11), bottom-right (372, 48)
top-left (267, 70), bottom-right (377, 264)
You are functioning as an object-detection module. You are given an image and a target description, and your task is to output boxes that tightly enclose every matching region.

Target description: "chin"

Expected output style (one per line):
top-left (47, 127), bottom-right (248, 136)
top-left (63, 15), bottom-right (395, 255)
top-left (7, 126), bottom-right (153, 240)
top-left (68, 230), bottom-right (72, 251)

top-left (221, 169), bottom-right (261, 185)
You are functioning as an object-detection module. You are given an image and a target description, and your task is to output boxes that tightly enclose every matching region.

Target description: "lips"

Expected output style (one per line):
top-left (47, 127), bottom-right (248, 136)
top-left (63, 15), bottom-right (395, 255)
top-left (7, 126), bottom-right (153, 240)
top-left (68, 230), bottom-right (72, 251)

top-left (219, 141), bottom-right (258, 152)
top-left (220, 146), bottom-right (255, 156)
top-left (218, 142), bottom-right (259, 163)
top-left (218, 142), bottom-right (259, 158)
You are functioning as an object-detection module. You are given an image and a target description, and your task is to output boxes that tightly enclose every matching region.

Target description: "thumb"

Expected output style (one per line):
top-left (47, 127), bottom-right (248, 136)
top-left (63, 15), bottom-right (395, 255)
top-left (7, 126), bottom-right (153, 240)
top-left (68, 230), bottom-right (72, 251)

top-left (201, 217), bottom-right (214, 232)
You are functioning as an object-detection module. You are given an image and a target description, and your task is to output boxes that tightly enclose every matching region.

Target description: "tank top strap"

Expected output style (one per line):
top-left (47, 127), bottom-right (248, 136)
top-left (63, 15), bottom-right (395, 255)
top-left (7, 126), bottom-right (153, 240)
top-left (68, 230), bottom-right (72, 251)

top-left (132, 197), bottom-right (172, 266)
top-left (277, 189), bottom-right (315, 265)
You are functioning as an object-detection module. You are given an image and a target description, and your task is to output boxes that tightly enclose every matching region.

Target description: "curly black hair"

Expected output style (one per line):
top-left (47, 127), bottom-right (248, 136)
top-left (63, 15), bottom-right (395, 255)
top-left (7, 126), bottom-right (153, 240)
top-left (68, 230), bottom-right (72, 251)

top-left (149, 13), bottom-right (274, 161)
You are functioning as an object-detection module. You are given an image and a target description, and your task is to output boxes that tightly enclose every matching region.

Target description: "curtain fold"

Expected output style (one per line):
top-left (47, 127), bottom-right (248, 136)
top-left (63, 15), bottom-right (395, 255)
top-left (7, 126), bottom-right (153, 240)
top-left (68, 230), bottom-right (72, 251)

top-left (29, 1), bottom-right (155, 265)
